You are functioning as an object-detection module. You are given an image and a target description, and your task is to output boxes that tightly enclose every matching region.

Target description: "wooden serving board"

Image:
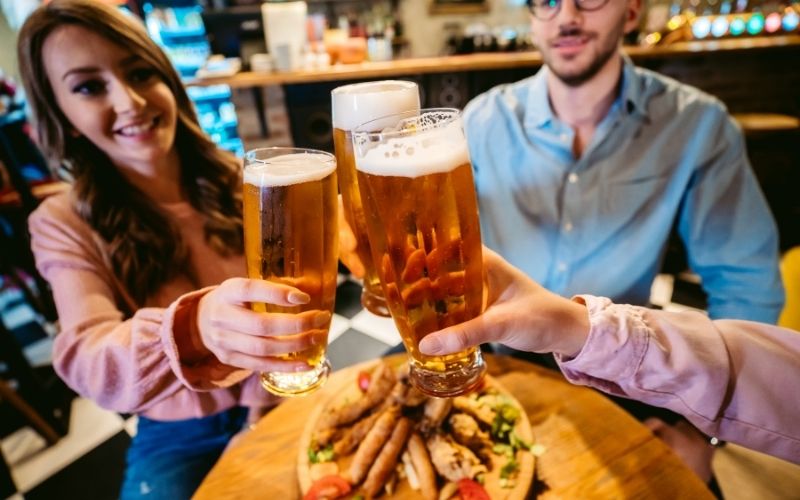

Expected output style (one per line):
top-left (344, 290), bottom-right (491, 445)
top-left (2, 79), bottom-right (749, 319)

top-left (296, 358), bottom-right (535, 499)
top-left (193, 355), bottom-right (713, 500)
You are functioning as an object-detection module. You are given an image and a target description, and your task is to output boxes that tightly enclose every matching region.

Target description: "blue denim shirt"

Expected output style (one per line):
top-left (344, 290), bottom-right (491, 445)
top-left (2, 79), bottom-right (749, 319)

top-left (463, 56), bottom-right (784, 322)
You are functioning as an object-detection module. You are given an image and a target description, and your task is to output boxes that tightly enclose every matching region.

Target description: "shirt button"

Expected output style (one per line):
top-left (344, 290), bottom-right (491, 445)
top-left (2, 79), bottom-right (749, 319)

top-left (568, 173), bottom-right (579, 183)
top-left (564, 221), bottom-right (573, 232)
top-left (560, 133), bottom-right (569, 143)
top-left (557, 262), bottom-right (567, 272)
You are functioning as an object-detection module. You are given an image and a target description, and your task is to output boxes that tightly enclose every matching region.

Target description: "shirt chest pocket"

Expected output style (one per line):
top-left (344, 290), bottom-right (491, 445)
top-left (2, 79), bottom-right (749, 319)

top-left (595, 173), bottom-right (676, 236)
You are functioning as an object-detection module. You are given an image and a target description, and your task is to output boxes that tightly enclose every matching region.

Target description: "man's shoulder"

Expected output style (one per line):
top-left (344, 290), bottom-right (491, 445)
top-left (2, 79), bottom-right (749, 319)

top-left (634, 66), bottom-right (729, 119)
top-left (464, 74), bottom-right (537, 126)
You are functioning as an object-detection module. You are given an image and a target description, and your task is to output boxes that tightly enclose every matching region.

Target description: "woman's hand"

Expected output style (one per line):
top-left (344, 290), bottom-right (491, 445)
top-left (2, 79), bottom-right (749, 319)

top-left (197, 278), bottom-right (331, 372)
top-left (418, 248), bottom-right (591, 358)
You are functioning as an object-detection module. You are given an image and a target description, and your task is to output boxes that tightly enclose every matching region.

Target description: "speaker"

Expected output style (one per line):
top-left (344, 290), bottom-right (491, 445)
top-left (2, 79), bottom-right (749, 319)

top-left (424, 72), bottom-right (469, 109)
top-left (283, 82), bottom-right (340, 152)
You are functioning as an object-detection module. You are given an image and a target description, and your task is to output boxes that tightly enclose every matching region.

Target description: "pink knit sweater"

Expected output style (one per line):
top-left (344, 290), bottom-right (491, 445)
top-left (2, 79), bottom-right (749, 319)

top-left (29, 191), bottom-right (279, 420)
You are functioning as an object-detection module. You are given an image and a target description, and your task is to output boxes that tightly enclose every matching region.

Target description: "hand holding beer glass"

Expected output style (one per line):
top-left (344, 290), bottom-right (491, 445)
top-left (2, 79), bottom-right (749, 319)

top-left (332, 80), bottom-right (420, 316)
top-left (352, 109), bottom-right (486, 397)
top-left (243, 148), bottom-right (338, 396)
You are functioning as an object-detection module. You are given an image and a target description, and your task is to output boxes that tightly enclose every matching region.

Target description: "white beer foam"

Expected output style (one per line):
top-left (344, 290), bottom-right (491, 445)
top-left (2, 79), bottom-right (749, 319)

top-left (244, 153), bottom-right (335, 187)
top-left (355, 117), bottom-right (469, 178)
top-left (332, 80), bottom-right (420, 131)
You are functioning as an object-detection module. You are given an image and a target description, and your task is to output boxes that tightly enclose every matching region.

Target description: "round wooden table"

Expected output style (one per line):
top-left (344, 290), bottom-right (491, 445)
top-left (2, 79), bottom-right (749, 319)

top-left (193, 355), bottom-right (713, 499)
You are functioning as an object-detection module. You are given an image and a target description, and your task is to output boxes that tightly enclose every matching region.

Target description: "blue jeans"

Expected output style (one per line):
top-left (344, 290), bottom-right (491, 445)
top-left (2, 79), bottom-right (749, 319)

top-left (119, 406), bottom-right (247, 500)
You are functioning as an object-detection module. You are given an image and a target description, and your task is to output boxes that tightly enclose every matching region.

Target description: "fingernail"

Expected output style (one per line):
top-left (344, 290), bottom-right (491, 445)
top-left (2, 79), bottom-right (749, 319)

top-left (313, 312), bottom-right (331, 328)
top-left (419, 336), bottom-right (441, 355)
top-left (288, 291), bottom-right (310, 304)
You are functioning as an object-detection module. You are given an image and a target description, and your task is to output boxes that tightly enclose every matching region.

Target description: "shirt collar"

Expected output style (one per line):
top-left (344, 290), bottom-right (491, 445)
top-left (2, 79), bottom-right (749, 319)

top-left (620, 54), bottom-right (648, 117)
top-left (523, 54), bottom-right (649, 131)
top-left (523, 66), bottom-right (555, 130)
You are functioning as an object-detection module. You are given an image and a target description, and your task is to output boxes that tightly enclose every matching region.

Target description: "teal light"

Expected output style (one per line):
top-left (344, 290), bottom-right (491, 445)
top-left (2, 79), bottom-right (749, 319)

top-left (747, 12), bottom-right (765, 34)
top-left (730, 16), bottom-right (747, 35)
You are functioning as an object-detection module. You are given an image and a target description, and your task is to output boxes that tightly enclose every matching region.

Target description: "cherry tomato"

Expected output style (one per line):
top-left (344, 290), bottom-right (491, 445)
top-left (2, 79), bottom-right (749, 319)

top-left (357, 371), bottom-right (371, 392)
top-left (457, 478), bottom-right (491, 500)
top-left (303, 475), bottom-right (351, 500)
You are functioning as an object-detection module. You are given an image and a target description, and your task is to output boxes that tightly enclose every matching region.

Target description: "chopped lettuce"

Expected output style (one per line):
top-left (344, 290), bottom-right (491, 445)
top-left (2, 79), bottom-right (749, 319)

top-left (510, 430), bottom-right (533, 452)
top-left (500, 458), bottom-right (519, 480)
top-left (492, 443), bottom-right (514, 459)
top-left (308, 444), bottom-right (335, 464)
top-left (490, 401), bottom-right (521, 441)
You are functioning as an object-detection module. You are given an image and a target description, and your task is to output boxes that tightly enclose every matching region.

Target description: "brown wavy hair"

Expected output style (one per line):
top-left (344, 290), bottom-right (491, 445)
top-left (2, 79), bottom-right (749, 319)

top-left (17, 0), bottom-right (243, 307)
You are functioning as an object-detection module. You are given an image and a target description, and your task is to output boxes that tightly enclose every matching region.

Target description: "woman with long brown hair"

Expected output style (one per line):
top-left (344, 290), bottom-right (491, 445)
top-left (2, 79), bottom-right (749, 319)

top-left (17, 1), bottom-right (325, 498)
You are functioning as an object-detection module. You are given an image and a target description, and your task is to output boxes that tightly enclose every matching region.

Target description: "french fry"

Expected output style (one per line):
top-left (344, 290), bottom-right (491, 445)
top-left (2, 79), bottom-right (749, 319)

top-left (407, 432), bottom-right (438, 500)
top-left (421, 397), bottom-right (453, 434)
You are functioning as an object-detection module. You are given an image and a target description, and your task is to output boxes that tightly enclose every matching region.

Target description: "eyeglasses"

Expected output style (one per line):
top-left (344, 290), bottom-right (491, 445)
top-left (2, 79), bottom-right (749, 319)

top-left (529, 0), bottom-right (613, 21)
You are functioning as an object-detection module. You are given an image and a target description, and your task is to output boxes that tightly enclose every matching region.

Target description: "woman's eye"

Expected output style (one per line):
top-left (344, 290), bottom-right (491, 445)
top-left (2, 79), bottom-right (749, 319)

top-left (129, 67), bottom-right (156, 84)
top-left (72, 79), bottom-right (106, 96)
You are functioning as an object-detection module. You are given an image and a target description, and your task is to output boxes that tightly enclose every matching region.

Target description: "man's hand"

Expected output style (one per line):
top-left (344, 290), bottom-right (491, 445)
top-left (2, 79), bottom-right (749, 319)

top-left (338, 195), bottom-right (366, 278)
top-left (418, 248), bottom-right (591, 358)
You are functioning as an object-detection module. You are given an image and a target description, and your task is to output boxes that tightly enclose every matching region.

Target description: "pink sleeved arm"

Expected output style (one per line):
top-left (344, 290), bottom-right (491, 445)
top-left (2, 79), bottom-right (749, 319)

top-left (29, 197), bottom-right (251, 414)
top-left (556, 295), bottom-right (800, 464)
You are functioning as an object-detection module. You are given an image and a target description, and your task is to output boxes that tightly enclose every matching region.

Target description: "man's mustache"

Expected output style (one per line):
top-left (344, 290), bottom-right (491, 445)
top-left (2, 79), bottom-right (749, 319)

top-left (556, 25), bottom-right (590, 38)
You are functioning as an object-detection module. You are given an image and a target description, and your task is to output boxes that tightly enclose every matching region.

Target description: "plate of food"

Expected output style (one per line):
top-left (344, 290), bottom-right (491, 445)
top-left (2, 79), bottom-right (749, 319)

top-left (298, 359), bottom-right (535, 500)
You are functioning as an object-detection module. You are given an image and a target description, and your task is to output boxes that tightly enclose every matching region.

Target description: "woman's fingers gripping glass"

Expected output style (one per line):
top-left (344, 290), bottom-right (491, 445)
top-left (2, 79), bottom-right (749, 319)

top-left (197, 278), bottom-right (331, 372)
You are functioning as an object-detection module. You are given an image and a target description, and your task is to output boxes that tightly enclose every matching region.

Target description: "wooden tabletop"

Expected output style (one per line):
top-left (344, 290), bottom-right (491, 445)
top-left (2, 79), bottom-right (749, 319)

top-left (194, 354), bottom-right (713, 500)
top-left (185, 35), bottom-right (800, 88)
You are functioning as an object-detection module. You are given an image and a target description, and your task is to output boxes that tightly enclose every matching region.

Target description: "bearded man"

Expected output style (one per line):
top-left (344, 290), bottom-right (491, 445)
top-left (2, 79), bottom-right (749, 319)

top-left (463, 0), bottom-right (784, 486)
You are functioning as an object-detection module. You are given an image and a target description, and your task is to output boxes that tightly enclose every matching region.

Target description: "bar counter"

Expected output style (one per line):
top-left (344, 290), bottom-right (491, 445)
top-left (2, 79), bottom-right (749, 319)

top-left (185, 35), bottom-right (800, 88)
top-left (187, 34), bottom-right (800, 157)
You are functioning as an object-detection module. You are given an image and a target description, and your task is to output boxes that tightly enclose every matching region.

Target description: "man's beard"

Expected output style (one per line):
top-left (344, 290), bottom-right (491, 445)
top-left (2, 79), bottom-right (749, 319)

top-left (543, 23), bottom-right (624, 87)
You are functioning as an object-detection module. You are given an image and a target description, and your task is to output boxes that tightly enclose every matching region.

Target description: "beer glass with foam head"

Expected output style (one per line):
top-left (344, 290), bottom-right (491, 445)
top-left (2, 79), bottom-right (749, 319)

top-left (243, 147), bottom-right (338, 397)
top-left (331, 80), bottom-right (420, 317)
top-left (352, 109), bottom-right (486, 397)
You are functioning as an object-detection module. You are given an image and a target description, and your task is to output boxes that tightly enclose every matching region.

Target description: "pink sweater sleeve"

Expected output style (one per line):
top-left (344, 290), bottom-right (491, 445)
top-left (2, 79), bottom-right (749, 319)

top-left (29, 196), bottom-right (250, 414)
top-left (556, 295), bottom-right (800, 464)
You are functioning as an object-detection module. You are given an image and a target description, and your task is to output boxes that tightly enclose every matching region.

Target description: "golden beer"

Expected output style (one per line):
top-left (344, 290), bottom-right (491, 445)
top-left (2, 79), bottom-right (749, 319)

top-left (353, 109), bottom-right (486, 397)
top-left (243, 147), bottom-right (338, 397)
top-left (332, 80), bottom-right (420, 316)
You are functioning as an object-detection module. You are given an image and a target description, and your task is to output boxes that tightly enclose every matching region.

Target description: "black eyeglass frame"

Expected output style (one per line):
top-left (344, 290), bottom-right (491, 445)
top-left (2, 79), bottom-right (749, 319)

top-left (528, 0), bottom-right (614, 21)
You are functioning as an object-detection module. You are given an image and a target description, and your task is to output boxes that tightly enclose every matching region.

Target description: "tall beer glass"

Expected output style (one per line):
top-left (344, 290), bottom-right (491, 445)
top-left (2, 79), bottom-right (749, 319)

top-left (352, 109), bottom-right (486, 397)
top-left (332, 80), bottom-right (420, 316)
top-left (243, 147), bottom-right (338, 397)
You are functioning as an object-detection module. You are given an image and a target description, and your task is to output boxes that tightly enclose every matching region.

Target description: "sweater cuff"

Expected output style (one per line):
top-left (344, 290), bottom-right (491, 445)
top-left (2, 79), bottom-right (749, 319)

top-left (555, 295), bottom-right (649, 391)
top-left (161, 286), bottom-right (251, 391)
